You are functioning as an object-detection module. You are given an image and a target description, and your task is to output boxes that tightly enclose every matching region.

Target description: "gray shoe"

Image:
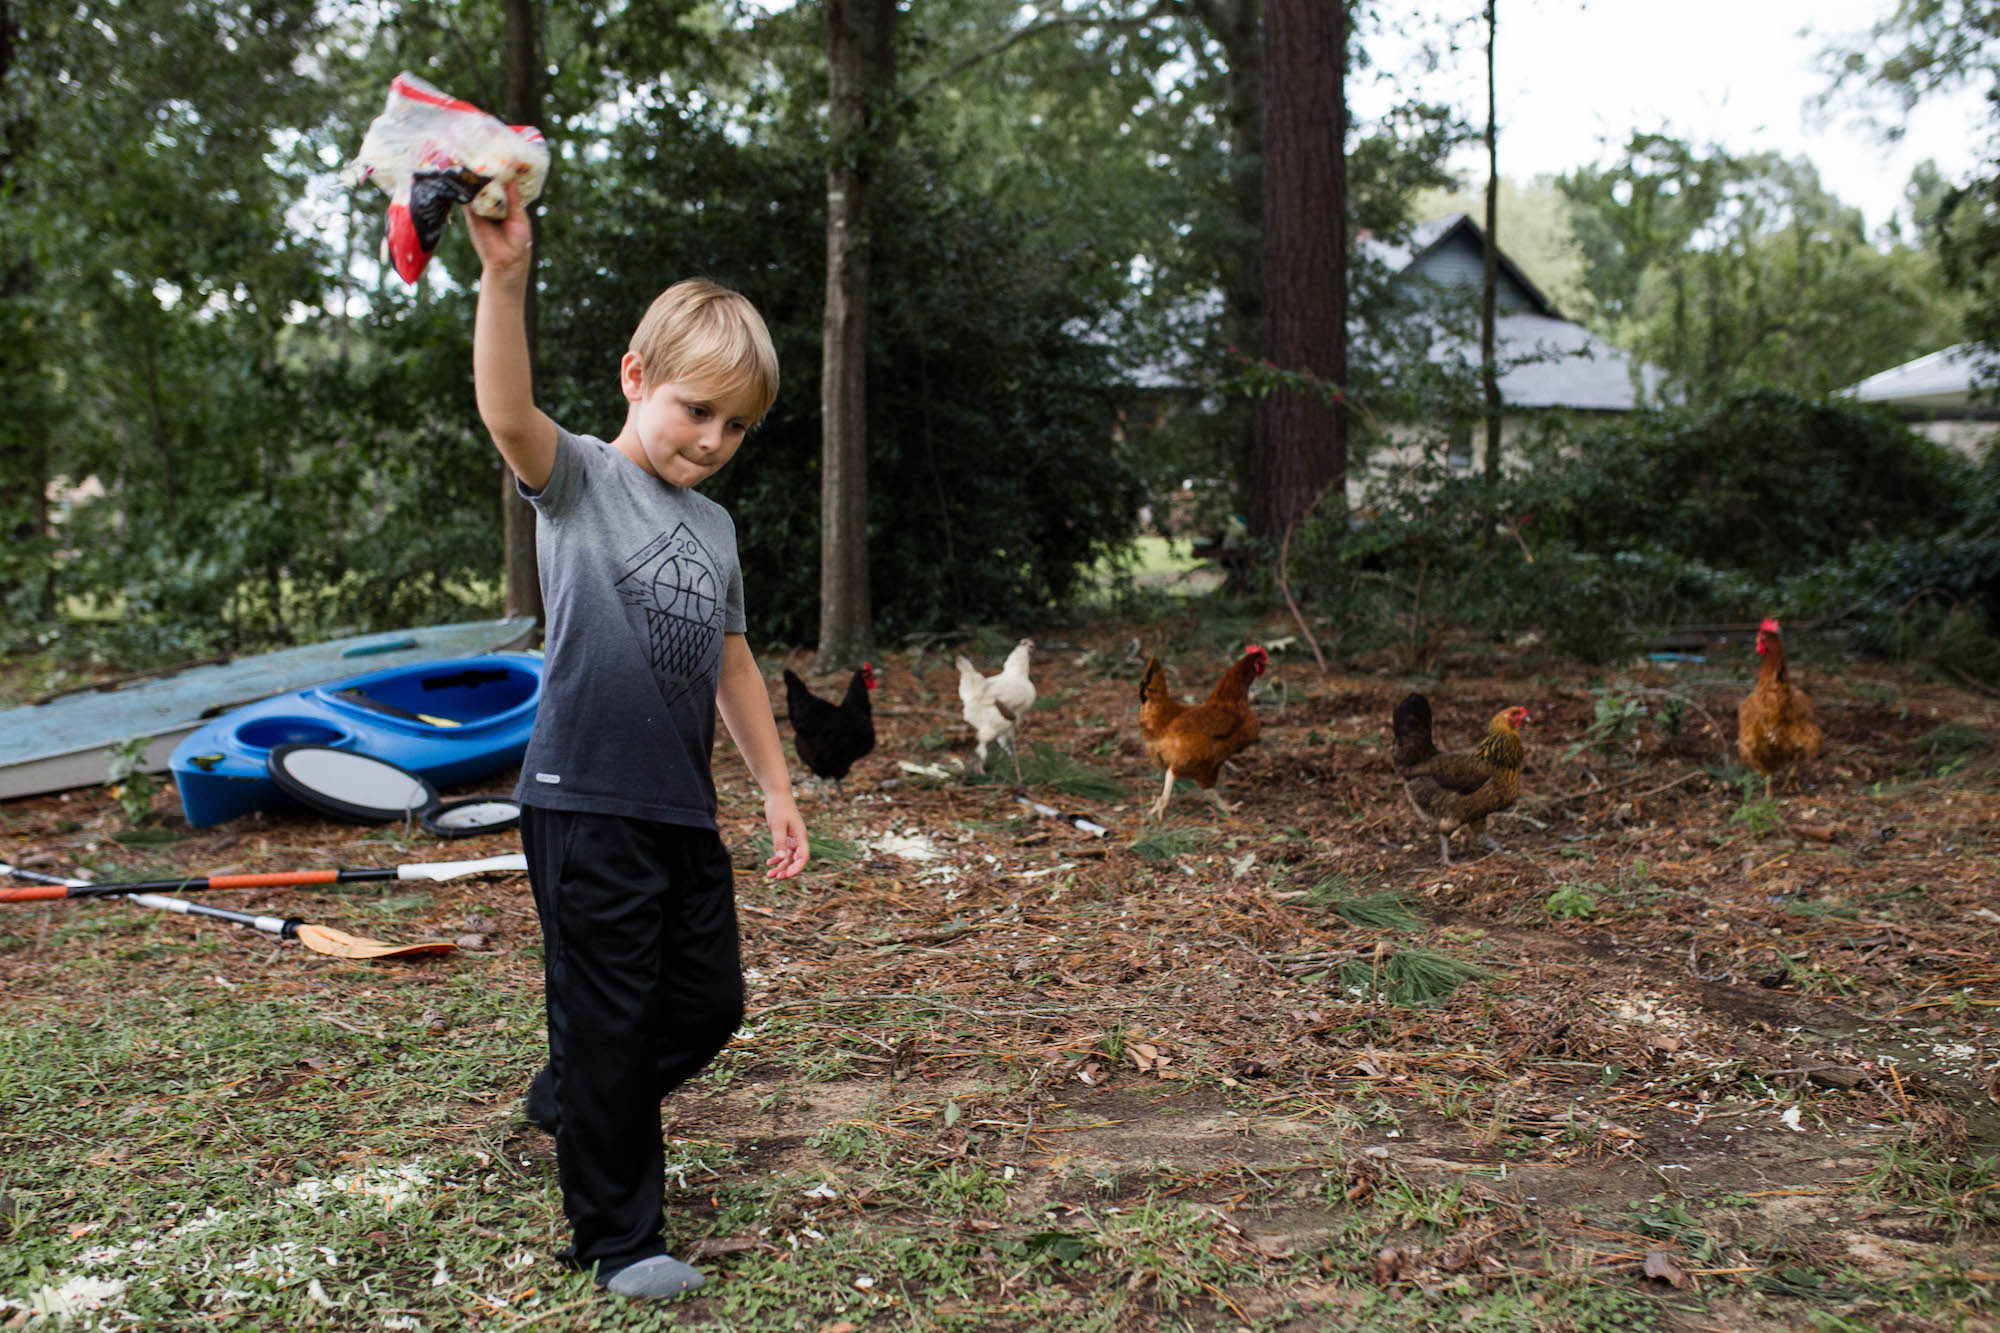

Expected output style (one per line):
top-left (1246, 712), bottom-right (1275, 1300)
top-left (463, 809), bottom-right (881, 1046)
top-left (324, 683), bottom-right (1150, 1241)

top-left (599, 1254), bottom-right (706, 1299)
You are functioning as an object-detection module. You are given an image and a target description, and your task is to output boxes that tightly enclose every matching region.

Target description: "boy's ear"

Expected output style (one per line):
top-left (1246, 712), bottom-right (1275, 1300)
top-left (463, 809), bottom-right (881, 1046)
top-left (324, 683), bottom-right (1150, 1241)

top-left (618, 351), bottom-right (646, 403)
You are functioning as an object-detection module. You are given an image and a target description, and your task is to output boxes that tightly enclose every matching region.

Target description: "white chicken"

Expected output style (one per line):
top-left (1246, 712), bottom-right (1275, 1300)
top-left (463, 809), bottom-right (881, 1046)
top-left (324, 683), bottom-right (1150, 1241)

top-left (955, 639), bottom-right (1036, 781)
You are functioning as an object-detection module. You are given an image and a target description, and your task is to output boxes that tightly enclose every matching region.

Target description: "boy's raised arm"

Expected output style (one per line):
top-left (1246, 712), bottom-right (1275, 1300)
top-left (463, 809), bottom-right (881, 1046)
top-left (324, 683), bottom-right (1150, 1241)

top-left (467, 183), bottom-right (558, 491)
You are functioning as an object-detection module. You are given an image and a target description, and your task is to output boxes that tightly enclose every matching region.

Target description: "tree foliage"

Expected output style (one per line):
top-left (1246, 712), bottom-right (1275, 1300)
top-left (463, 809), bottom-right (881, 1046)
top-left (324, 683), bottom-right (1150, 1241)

top-left (522, 96), bottom-right (1146, 644)
top-left (1559, 136), bottom-right (1961, 398)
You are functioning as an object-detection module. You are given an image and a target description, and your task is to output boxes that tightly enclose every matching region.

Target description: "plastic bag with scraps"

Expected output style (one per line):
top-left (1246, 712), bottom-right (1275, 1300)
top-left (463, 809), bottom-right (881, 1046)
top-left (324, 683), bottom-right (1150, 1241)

top-left (344, 72), bottom-right (549, 284)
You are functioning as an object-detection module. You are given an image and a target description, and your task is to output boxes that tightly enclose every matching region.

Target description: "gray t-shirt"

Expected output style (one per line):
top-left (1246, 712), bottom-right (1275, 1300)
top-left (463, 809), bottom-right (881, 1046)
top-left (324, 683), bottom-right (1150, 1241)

top-left (511, 427), bottom-right (746, 827)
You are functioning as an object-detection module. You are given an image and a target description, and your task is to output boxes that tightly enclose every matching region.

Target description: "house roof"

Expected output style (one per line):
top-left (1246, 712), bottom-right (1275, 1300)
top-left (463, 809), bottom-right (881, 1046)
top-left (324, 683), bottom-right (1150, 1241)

top-left (1115, 215), bottom-right (1659, 411)
top-left (1367, 213), bottom-right (1563, 321)
top-left (1843, 343), bottom-right (1996, 414)
top-left (1370, 216), bottom-right (1655, 411)
top-left (1489, 313), bottom-right (1662, 410)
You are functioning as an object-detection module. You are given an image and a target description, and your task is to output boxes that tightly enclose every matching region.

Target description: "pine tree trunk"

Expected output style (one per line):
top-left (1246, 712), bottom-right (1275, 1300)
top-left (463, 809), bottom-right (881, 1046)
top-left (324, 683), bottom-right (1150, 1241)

top-left (1190, 0), bottom-right (1263, 509)
top-left (817, 0), bottom-right (898, 671)
top-left (501, 0), bottom-right (544, 624)
top-left (1248, 0), bottom-right (1345, 544)
top-left (1480, 0), bottom-right (1502, 494)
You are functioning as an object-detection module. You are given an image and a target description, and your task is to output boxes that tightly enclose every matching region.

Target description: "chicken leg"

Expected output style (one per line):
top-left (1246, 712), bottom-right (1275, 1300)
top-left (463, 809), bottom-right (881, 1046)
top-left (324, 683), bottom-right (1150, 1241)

top-left (1148, 767), bottom-right (1178, 821)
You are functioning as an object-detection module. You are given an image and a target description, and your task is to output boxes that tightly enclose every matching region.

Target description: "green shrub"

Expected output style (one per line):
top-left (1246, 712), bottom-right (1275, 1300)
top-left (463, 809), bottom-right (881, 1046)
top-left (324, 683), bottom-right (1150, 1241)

top-left (1515, 390), bottom-right (1970, 580)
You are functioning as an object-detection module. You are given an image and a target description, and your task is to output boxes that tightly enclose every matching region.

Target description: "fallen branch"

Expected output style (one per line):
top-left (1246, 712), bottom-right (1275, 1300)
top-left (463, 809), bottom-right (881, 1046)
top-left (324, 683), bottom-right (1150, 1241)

top-left (1276, 516), bottom-right (1331, 674)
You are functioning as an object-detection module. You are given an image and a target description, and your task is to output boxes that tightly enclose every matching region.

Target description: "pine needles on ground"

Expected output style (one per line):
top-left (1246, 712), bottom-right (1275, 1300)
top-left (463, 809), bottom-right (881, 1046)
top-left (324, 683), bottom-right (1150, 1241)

top-left (757, 830), bottom-right (858, 865)
top-left (1336, 948), bottom-right (1487, 1007)
top-left (1330, 889), bottom-right (1426, 932)
top-left (1127, 826), bottom-right (1216, 862)
top-left (968, 741), bottom-right (1126, 802)
top-left (1302, 874), bottom-right (1425, 930)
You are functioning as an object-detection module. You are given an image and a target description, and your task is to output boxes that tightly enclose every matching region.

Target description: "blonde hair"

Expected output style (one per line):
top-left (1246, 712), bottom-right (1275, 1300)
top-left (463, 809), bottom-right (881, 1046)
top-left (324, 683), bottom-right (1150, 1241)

top-left (628, 279), bottom-right (780, 421)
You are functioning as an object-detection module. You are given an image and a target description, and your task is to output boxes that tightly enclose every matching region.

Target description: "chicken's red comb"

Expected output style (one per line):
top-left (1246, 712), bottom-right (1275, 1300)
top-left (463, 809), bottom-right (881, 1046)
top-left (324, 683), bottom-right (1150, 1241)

top-left (1759, 617), bottom-right (1781, 634)
top-left (1246, 642), bottom-right (1267, 656)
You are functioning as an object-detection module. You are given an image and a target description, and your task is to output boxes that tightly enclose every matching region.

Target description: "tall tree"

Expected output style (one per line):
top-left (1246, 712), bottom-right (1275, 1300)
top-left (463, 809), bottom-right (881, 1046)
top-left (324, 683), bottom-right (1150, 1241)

top-left (0, 0), bottom-right (53, 618)
top-left (501, 0), bottom-right (545, 623)
top-left (1188, 0), bottom-right (1264, 492)
top-left (1248, 0), bottom-right (1345, 542)
top-left (818, 0), bottom-right (899, 670)
top-left (1478, 0), bottom-right (1500, 494)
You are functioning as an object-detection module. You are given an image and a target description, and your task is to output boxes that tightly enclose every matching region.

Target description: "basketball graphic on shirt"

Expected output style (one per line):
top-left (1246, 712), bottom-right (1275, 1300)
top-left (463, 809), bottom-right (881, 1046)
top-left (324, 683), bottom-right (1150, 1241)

top-left (615, 524), bottom-right (726, 708)
top-left (652, 555), bottom-right (718, 626)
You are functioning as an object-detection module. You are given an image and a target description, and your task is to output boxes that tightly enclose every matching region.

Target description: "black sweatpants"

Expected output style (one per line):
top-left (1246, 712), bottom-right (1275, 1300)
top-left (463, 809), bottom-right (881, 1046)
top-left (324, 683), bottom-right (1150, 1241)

top-left (520, 805), bottom-right (743, 1274)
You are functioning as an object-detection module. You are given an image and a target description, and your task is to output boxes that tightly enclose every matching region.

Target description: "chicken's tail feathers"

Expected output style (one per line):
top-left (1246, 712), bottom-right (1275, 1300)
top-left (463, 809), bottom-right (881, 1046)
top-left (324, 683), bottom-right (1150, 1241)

top-left (1391, 692), bottom-right (1436, 772)
top-left (781, 668), bottom-right (815, 725)
top-left (1138, 657), bottom-right (1167, 704)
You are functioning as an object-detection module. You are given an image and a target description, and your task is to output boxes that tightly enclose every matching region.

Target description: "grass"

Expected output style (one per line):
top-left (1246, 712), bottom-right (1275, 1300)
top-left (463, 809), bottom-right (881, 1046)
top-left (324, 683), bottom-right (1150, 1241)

top-left (1731, 777), bottom-right (1783, 836)
top-left (1909, 721), bottom-right (1993, 778)
top-left (1859, 1135), bottom-right (2000, 1231)
top-left (0, 957), bottom-right (553, 1329)
top-left (11, 608), bottom-right (2000, 1331)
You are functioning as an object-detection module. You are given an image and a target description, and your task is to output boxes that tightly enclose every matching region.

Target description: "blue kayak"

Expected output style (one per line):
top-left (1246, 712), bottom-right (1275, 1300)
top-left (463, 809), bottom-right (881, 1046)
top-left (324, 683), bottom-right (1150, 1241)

top-left (0, 616), bottom-right (536, 801)
top-left (170, 653), bottom-right (543, 827)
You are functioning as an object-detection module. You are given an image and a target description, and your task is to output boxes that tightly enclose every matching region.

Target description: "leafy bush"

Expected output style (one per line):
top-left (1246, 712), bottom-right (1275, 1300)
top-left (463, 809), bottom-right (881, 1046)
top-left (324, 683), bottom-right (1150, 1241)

top-left (1299, 389), bottom-right (1993, 676)
top-left (1516, 390), bottom-right (1970, 580)
top-left (1775, 445), bottom-right (2000, 681)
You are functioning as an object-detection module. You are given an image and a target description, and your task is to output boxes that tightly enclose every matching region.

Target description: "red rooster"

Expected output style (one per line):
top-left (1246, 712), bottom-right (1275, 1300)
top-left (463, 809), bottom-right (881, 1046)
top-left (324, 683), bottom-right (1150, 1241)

top-left (1737, 618), bottom-right (1822, 798)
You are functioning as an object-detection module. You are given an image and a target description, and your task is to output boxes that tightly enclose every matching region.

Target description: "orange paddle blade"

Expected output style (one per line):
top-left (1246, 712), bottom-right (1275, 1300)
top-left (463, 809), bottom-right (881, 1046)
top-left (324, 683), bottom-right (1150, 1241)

top-left (294, 924), bottom-right (457, 961)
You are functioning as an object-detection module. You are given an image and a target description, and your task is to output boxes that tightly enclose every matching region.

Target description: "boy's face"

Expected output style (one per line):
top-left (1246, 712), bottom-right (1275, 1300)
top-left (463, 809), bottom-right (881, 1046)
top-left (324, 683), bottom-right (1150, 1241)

top-left (618, 352), bottom-right (761, 488)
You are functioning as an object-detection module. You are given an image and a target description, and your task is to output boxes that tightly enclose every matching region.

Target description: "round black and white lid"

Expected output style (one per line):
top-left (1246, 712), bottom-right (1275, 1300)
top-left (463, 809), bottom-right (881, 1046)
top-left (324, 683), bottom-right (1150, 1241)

top-left (422, 796), bottom-right (523, 839)
top-left (266, 744), bottom-right (439, 824)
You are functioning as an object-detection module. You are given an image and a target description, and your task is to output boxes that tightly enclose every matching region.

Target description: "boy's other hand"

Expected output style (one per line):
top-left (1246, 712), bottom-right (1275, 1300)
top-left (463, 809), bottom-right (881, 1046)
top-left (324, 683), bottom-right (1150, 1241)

top-left (763, 792), bottom-right (809, 880)
top-left (465, 180), bottom-right (533, 274)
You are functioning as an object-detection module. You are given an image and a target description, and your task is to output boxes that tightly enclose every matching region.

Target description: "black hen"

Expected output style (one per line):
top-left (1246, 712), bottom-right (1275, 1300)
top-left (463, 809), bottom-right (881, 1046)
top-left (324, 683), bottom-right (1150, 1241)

top-left (782, 662), bottom-right (878, 784)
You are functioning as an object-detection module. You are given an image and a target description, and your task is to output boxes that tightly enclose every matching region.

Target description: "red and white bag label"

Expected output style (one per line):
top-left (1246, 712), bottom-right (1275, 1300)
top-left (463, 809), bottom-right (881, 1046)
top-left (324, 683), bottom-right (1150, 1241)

top-left (344, 72), bottom-right (550, 283)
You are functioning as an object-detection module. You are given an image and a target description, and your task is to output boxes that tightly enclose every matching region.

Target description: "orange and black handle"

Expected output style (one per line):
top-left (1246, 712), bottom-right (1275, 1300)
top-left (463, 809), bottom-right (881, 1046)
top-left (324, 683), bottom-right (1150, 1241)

top-left (0, 865), bottom-right (398, 903)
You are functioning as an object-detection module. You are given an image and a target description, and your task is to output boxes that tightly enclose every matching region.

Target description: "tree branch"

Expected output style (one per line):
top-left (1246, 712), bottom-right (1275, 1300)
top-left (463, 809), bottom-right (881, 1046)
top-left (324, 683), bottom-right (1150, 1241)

top-left (908, 2), bottom-right (1181, 101)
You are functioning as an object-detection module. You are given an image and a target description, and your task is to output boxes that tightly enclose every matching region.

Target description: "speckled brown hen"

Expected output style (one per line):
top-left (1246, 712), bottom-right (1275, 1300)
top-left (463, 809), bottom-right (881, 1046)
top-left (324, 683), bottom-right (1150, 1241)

top-left (1391, 694), bottom-right (1529, 865)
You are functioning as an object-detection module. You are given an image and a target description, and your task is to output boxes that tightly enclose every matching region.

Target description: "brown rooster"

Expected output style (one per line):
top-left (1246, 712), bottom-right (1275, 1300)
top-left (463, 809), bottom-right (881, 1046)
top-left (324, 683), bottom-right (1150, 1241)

top-left (1737, 617), bottom-right (1822, 798)
top-left (1138, 645), bottom-right (1269, 820)
top-left (1392, 694), bottom-right (1529, 865)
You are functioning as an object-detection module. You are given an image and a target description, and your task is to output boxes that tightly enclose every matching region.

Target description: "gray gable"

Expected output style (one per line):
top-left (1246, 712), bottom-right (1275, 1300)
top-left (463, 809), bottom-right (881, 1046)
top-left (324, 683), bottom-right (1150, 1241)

top-left (1398, 214), bottom-right (1555, 318)
top-left (1373, 214), bottom-right (1658, 411)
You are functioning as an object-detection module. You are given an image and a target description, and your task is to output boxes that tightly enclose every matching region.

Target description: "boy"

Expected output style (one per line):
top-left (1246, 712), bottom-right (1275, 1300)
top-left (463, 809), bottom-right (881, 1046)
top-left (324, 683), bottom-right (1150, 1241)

top-left (466, 184), bottom-right (809, 1300)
